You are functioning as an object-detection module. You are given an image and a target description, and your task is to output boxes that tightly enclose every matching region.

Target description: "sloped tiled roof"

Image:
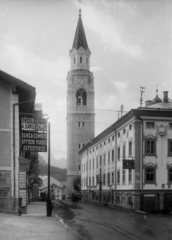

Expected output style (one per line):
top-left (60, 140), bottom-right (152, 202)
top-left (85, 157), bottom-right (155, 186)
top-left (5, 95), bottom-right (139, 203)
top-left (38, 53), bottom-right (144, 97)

top-left (0, 69), bottom-right (35, 92)
top-left (143, 99), bottom-right (172, 109)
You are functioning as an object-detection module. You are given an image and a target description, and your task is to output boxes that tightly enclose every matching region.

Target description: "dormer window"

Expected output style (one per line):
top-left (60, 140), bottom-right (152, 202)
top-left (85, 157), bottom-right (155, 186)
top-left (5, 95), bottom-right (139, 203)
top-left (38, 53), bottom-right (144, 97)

top-left (80, 56), bottom-right (82, 63)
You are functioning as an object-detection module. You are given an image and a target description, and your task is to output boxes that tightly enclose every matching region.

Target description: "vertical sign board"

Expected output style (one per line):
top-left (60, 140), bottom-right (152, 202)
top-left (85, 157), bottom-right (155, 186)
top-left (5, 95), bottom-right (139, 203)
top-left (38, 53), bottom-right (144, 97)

top-left (19, 172), bottom-right (26, 206)
top-left (0, 171), bottom-right (11, 198)
top-left (20, 118), bottom-right (47, 152)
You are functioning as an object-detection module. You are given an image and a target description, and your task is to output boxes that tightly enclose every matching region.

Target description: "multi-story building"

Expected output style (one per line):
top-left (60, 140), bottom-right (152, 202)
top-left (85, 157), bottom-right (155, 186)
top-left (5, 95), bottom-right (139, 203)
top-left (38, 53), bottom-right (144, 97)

top-left (80, 91), bottom-right (172, 212)
top-left (0, 70), bottom-right (36, 212)
top-left (66, 10), bottom-right (95, 195)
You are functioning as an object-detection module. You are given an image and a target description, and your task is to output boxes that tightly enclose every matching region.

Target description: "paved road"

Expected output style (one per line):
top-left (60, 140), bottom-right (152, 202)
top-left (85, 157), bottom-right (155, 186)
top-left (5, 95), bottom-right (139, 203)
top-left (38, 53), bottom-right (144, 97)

top-left (0, 212), bottom-right (79, 240)
top-left (54, 201), bottom-right (172, 240)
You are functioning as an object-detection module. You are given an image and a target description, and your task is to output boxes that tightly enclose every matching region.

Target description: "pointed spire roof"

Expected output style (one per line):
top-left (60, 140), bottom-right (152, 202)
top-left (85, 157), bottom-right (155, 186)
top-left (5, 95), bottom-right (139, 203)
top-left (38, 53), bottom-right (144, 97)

top-left (72, 10), bottom-right (88, 50)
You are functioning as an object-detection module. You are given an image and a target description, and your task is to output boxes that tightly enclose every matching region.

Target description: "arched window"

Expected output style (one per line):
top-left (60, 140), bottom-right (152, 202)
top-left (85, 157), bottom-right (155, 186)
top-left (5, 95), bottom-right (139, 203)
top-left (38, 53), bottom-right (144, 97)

top-left (76, 88), bottom-right (87, 106)
top-left (80, 56), bottom-right (82, 63)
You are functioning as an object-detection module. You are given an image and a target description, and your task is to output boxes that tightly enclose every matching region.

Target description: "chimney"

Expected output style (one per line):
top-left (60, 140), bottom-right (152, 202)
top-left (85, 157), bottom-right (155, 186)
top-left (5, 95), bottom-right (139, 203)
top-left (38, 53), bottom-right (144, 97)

top-left (145, 100), bottom-right (152, 107)
top-left (163, 91), bottom-right (168, 102)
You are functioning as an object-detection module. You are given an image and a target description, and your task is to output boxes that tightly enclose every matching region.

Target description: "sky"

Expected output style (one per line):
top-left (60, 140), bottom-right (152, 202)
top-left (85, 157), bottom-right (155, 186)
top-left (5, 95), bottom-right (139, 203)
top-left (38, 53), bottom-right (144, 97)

top-left (0, 0), bottom-right (172, 167)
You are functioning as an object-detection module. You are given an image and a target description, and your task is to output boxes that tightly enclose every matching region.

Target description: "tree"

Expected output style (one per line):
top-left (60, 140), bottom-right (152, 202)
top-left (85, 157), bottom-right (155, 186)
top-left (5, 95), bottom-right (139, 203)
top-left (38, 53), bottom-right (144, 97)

top-left (73, 176), bottom-right (81, 192)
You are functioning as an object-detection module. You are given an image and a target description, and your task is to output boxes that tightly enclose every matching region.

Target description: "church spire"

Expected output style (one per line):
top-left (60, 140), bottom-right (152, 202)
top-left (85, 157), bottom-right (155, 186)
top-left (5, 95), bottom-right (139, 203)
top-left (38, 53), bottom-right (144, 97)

top-left (72, 9), bottom-right (88, 50)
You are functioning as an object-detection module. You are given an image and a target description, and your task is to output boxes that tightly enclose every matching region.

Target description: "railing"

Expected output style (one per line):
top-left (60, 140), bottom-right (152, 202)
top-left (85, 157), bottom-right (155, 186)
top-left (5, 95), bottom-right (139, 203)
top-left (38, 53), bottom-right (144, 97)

top-left (0, 198), bottom-right (19, 211)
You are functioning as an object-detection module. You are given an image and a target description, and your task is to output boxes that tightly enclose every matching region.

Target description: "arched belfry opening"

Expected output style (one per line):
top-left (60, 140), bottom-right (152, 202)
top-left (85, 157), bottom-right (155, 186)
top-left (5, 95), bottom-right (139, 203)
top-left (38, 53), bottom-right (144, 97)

top-left (76, 88), bottom-right (87, 106)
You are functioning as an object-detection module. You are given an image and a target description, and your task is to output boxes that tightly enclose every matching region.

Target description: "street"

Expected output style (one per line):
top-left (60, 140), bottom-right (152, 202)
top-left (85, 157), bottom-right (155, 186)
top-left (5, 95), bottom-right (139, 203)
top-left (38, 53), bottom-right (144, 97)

top-left (54, 201), bottom-right (172, 240)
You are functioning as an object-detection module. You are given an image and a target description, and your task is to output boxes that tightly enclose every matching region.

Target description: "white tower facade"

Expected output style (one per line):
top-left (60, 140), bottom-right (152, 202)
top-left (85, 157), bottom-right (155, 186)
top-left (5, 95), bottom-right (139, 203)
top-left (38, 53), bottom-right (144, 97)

top-left (66, 10), bottom-right (95, 195)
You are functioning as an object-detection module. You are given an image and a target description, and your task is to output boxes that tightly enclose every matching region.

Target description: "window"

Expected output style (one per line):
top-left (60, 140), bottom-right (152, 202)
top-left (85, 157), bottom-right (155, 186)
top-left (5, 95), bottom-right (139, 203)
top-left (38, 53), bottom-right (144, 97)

top-left (129, 142), bottom-right (132, 156)
top-left (145, 139), bottom-right (156, 155)
top-left (146, 122), bottom-right (155, 128)
top-left (100, 156), bottom-right (102, 166)
top-left (123, 145), bottom-right (125, 158)
top-left (168, 140), bottom-right (172, 156)
top-left (112, 172), bottom-right (114, 184)
top-left (168, 167), bottom-right (172, 183)
top-left (112, 150), bottom-right (114, 162)
top-left (128, 169), bottom-right (132, 183)
top-left (83, 122), bottom-right (85, 127)
top-left (108, 138), bottom-right (110, 143)
top-left (76, 88), bottom-right (87, 106)
top-left (107, 173), bottom-right (110, 184)
top-left (96, 156), bottom-right (98, 168)
top-left (169, 123), bottom-right (172, 129)
top-left (103, 174), bottom-right (106, 185)
top-left (118, 147), bottom-right (120, 160)
top-left (123, 129), bottom-right (126, 134)
top-left (104, 141), bottom-right (106, 145)
top-left (100, 144), bottom-right (102, 148)
top-left (145, 167), bottom-right (155, 183)
top-left (80, 56), bottom-right (82, 63)
top-left (118, 132), bottom-right (120, 138)
top-left (79, 165), bottom-right (80, 171)
top-left (104, 153), bottom-right (106, 165)
top-left (117, 171), bottom-right (120, 184)
top-left (129, 124), bottom-right (132, 130)
top-left (74, 57), bottom-right (75, 64)
top-left (112, 136), bottom-right (114, 141)
top-left (108, 152), bottom-right (110, 164)
top-left (92, 176), bottom-right (94, 186)
top-left (122, 170), bottom-right (125, 184)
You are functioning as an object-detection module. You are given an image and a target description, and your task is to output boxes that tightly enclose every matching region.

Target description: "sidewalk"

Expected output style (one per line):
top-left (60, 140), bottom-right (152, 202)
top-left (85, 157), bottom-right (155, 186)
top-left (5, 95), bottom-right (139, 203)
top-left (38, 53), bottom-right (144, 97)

top-left (0, 201), bottom-right (78, 240)
top-left (26, 201), bottom-right (46, 216)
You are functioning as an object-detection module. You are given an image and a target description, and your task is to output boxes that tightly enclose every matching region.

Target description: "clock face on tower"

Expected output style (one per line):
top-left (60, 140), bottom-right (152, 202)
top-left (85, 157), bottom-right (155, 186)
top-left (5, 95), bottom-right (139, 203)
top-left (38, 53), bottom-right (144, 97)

top-left (78, 78), bottom-right (84, 86)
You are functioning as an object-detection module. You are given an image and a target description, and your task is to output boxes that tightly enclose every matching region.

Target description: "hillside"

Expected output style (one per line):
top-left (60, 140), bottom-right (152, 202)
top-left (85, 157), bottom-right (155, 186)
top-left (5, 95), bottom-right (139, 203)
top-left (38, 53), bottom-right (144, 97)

top-left (38, 154), bottom-right (67, 182)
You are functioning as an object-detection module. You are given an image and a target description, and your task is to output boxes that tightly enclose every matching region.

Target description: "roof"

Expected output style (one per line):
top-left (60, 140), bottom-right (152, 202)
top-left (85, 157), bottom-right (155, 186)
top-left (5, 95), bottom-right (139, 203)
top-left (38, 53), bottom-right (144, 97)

top-left (0, 69), bottom-right (36, 113)
top-left (39, 176), bottom-right (62, 188)
top-left (72, 10), bottom-right (89, 50)
top-left (145, 99), bottom-right (172, 109)
top-left (79, 106), bottom-right (172, 154)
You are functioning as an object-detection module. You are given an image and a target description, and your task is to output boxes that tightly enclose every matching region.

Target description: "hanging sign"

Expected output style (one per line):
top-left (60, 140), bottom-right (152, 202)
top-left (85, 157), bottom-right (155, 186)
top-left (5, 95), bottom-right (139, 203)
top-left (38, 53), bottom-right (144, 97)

top-left (123, 160), bottom-right (135, 169)
top-left (21, 118), bottom-right (47, 132)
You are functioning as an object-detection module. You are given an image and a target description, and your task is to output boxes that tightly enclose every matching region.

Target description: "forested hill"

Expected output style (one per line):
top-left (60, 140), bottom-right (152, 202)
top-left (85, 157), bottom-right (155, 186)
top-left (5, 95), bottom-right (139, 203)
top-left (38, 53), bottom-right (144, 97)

top-left (38, 154), bottom-right (66, 182)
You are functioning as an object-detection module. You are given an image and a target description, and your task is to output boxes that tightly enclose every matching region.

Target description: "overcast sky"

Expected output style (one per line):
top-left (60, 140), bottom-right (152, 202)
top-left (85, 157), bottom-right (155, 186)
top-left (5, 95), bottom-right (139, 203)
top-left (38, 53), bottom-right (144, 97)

top-left (0, 0), bottom-right (172, 166)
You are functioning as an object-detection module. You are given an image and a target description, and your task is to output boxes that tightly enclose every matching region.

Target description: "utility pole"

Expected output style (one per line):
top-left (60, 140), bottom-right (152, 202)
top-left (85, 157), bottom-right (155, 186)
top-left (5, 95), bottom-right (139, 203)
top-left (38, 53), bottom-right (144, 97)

top-left (47, 122), bottom-right (51, 217)
top-left (139, 87), bottom-right (145, 107)
top-left (117, 104), bottom-right (126, 119)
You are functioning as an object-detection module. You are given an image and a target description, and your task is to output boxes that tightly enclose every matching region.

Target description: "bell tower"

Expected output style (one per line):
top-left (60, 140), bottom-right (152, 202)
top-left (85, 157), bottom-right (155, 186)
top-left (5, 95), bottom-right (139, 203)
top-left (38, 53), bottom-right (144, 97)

top-left (66, 10), bottom-right (95, 195)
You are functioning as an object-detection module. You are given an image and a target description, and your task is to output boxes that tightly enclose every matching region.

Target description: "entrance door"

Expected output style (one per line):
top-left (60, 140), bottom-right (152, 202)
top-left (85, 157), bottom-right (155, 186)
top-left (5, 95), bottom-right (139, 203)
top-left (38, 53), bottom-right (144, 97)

top-left (143, 197), bottom-right (155, 212)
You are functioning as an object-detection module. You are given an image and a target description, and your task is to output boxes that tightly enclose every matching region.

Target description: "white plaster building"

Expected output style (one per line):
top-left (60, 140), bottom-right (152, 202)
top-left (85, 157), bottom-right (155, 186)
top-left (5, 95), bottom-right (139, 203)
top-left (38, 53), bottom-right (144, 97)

top-left (80, 91), bottom-right (172, 212)
top-left (39, 176), bottom-right (63, 200)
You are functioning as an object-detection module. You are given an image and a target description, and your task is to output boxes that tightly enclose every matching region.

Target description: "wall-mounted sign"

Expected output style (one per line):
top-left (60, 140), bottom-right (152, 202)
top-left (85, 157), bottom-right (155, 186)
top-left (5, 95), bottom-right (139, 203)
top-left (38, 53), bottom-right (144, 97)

top-left (123, 160), bottom-right (135, 169)
top-left (0, 171), bottom-right (11, 184)
top-left (0, 186), bottom-right (11, 198)
top-left (21, 118), bottom-right (47, 132)
top-left (19, 172), bottom-right (26, 206)
top-left (21, 131), bottom-right (47, 152)
top-left (0, 171), bottom-right (11, 198)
